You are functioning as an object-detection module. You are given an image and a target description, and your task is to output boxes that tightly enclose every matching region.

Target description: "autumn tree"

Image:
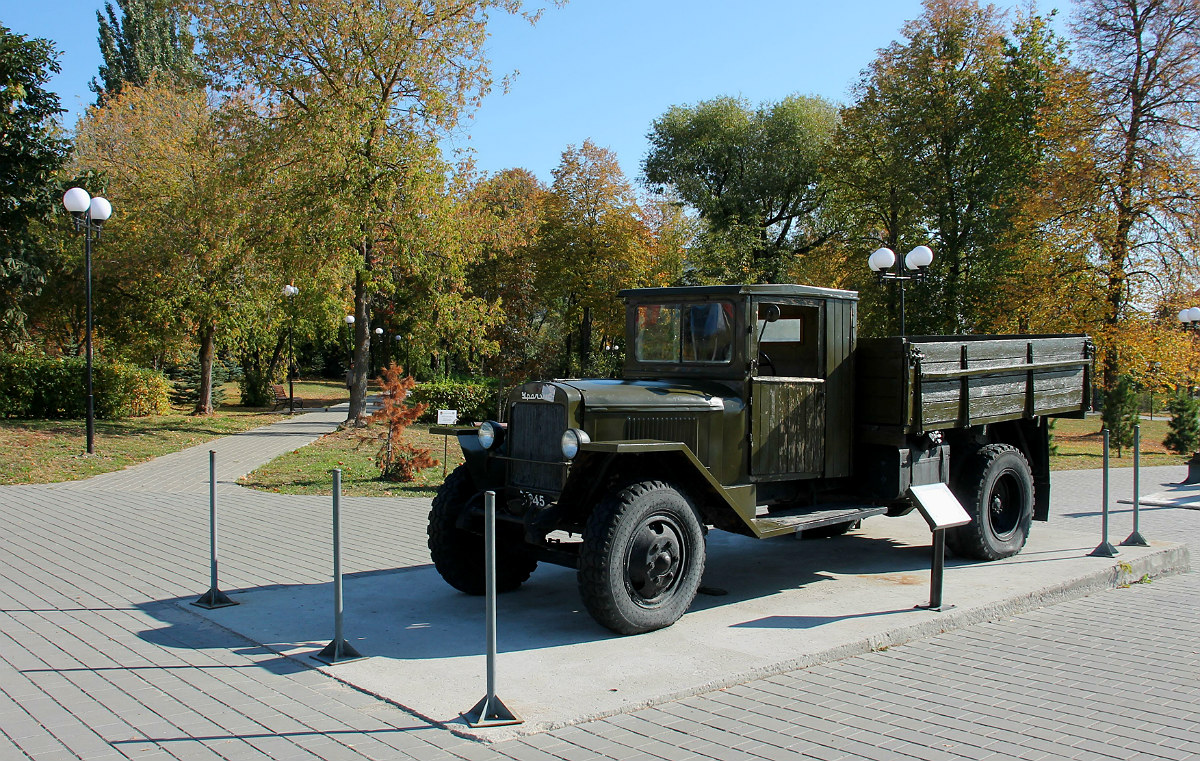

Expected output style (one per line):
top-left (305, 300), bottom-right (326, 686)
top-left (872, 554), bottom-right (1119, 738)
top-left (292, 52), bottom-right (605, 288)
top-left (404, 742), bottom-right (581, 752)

top-left (91, 0), bottom-right (200, 101)
top-left (0, 26), bottom-right (71, 346)
top-left (195, 0), bottom-right (540, 424)
top-left (1070, 0), bottom-right (1200, 390)
top-left (644, 95), bottom-right (839, 284)
top-left (834, 1), bottom-right (1078, 336)
top-left (466, 168), bottom-right (554, 381)
top-left (72, 78), bottom-right (270, 414)
top-left (539, 140), bottom-right (652, 376)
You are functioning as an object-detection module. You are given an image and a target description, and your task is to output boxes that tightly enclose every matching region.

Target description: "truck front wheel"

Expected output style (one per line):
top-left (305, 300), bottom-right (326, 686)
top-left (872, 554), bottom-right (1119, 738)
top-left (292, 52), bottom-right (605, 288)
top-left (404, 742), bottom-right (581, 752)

top-left (948, 444), bottom-right (1034, 561)
top-left (428, 465), bottom-right (537, 595)
top-left (578, 481), bottom-right (706, 635)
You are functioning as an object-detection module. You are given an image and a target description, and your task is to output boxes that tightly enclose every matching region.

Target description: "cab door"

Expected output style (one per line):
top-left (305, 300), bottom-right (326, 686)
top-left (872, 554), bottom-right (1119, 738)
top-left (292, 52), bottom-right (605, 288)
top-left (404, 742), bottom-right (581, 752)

top-left (750, 298), bottom-right (825, 479)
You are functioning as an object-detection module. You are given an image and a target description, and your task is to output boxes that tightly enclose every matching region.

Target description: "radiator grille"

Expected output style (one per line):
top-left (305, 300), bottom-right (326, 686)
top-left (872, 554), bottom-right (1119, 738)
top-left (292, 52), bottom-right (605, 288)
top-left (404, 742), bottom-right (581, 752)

top-left (624, 415), bottom-right (698, 453)
top-left (509, 402), bottom-right (567, 492)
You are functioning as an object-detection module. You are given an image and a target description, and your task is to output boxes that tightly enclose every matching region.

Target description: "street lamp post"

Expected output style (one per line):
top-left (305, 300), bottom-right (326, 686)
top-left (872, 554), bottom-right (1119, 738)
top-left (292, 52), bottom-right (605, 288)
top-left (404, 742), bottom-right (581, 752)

top-left (344, 315), bottom-right (355, 391)
top-left (282, 284), bottom-right (300, 413)
top-left (62, 187), bottom-right (113, 455)
top-left (868, 245), bottom-right (934, 337)
top-left (1177, 307), bottom-right (1200, 481)
top-left (373, 327), bottom-right (383, 375)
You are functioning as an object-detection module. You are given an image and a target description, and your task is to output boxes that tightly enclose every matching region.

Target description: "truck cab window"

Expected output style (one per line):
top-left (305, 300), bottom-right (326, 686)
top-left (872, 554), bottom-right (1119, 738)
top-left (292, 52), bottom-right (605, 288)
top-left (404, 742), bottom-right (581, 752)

top-left (682, 303), bottom-right (733, 363)
top-left (635, 305), bottom-right (680, 362)
top-left (756, 302), bottom-right (820, 377)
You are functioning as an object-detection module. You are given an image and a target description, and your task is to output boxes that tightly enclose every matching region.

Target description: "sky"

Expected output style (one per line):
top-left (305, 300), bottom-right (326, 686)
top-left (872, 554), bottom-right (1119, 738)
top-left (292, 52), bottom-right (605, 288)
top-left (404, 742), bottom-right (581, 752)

top-left (2, 0), bottom-right (1065, 184)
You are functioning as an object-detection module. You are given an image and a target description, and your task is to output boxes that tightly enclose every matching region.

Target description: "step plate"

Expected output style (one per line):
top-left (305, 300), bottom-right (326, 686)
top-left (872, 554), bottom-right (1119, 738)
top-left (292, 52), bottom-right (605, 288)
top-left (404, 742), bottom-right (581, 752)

top-left (750, 505), bottom-right (888, 539)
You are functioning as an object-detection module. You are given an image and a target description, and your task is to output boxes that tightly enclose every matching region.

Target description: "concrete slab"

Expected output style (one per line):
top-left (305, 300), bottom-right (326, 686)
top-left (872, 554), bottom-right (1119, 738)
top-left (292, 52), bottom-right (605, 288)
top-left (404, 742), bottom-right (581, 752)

top-left (188, 513), bottom-right (1188, 743)
top-left (1122, 483), bottom-right (1200, 510)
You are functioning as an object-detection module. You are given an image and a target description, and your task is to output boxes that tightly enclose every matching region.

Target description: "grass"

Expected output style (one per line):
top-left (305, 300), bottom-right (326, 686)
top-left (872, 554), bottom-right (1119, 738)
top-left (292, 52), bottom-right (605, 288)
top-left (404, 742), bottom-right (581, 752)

top-left (238, 423), bottom-right (465, 498)
top-left (1048, 415), bottom-right (1185, 470)
top-left (0, 377), bottom-right (352, 486)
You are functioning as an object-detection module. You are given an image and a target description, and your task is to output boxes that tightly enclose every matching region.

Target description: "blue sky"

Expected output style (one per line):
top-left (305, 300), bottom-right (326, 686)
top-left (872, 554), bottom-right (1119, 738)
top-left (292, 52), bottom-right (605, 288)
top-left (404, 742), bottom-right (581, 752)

top-left (3, 0), bottom-right (1063, 184)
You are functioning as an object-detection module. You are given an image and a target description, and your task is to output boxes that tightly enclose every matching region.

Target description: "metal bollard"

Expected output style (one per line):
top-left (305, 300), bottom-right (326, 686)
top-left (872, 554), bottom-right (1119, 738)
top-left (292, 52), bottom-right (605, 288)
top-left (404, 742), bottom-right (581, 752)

top-left (314, 469), bottom-right (365, 664)
top-left (193, 450), bottom-right (237, 609)
top-left (463, 491), bottom-right (521, 727)
top-left (1122, 425), bottom-right (1150, 547)
top-left (1090, 429), bottom-right (1119, 558)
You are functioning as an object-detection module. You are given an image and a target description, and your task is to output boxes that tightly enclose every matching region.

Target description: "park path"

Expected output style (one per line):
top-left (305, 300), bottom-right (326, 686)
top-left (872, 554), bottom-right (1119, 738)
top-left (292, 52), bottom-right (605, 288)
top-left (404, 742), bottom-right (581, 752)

top-left (0, 410), bottom-right (1198, 761)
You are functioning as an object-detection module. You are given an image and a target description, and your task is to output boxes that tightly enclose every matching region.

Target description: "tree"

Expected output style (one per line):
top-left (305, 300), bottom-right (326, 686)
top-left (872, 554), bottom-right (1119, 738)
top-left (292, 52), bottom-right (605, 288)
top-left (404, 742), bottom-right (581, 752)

top-left (1164, 390), bottom-right (1200, 456)
top-left (643, 95), bottom-right (839, 284)
top-left (0, 26), bottom-right (71, 346)
top-left (1102, 373), bottom-right (1140, 456)
top-left (195, 0), bottom-right (539, 424)
top-left (1070, 0), bottom-right (1200, 391)
top-left (832, 1), bottom-right (1072, 335)
top-left (72, 78), bottom-right (271, 414)
top-left (539, 140), bottom-right (652, 376)
top-left (91, 0), bottom-right (200, 100)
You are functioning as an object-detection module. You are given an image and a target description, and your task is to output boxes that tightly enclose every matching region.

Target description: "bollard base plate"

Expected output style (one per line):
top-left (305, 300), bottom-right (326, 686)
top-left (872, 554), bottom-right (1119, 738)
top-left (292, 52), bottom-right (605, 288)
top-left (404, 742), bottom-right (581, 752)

top-left (1089, 541), bottom-right (1119, 558)
top-left (1121, 531), bottom-right (1150, 547)
top-left (463, 694), bottom-right (522, 728)
top-left (313, 638), bottom-right (366, 665)
top-left (915, 602), bottom-right (955, 612)
top-left (192, 588), bottom-right (238, 609)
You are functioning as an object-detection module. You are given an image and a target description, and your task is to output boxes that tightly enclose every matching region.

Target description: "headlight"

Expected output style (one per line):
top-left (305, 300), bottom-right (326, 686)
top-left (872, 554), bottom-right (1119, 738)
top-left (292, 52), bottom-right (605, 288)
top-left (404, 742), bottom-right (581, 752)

top-left (561, 428), bottom-right (590, 459)
top-left (478, 420), bottom-right (504, 450)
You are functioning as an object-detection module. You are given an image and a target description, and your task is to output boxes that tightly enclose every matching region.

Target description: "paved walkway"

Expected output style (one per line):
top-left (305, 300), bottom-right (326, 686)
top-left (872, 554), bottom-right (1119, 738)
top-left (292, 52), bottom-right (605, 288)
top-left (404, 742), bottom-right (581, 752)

top-left (1, 411), bottom-right (1198, 761)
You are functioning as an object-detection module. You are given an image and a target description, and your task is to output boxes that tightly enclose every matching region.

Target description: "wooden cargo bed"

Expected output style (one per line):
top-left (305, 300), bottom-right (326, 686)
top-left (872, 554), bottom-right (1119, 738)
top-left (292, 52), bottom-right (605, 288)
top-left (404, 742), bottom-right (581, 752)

top-left (855, 334), bottom-right (1092, 433)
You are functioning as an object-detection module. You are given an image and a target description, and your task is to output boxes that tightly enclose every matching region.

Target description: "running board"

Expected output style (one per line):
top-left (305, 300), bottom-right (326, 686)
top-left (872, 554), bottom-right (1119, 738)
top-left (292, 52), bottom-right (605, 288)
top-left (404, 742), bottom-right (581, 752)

top-left (749, 505), bottom-right (888, 539)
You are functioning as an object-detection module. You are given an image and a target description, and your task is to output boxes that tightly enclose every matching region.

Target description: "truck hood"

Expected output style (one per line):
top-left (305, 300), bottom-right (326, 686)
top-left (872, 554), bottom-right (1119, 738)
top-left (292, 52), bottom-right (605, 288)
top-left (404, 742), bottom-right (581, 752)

top-left (554, 378), bottom-right (731, 413)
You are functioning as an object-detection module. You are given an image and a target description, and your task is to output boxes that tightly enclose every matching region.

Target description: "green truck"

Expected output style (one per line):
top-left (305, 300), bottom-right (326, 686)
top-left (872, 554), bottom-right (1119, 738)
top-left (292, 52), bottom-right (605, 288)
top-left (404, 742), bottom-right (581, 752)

top-left (430, 284), bottom-right (1093, 634)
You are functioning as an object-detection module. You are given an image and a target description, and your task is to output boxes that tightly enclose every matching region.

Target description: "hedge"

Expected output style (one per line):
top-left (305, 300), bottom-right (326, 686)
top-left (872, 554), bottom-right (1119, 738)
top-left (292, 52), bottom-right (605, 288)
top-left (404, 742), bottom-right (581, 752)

top-left (408, 379), bottom-right (500, 424)
top-left (0, 354), bottom-right (172, 419)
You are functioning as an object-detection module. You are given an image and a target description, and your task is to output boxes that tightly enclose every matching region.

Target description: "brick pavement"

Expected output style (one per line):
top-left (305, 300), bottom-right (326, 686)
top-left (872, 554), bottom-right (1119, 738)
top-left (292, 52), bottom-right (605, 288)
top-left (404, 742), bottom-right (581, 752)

top-left (1, 411), bottom-right (1197, 761)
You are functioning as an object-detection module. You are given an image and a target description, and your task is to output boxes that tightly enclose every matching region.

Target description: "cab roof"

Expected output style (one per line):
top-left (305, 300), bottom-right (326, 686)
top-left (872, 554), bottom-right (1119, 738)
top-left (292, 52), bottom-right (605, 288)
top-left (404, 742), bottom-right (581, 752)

top-left (618, 283), bottom-right (859, 303)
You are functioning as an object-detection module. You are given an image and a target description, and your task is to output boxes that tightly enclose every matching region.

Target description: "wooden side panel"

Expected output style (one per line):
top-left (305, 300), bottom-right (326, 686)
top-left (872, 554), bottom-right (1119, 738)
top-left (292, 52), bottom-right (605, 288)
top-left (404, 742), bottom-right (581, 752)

top-left (855, 338), bottom-right (908, 427)
top-left (752, 379), bottom-right (825, 476)
top-left (824, 300), bottom-right (855, 477)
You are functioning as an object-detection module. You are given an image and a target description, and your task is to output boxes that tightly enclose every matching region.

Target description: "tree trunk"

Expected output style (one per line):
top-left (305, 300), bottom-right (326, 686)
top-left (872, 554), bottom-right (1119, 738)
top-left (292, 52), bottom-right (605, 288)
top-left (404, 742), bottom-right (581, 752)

top-left (579, 306), bottom-right (593, 376)
top-left (194, 319), bottom-right (216, 416)
top-left (346, 268), bottom-right (371, 425)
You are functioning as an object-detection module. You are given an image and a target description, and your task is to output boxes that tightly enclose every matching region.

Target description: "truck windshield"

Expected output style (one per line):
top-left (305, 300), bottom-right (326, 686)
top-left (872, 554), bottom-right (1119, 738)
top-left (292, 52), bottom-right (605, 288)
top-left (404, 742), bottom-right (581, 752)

top-left (635, 302), bottom-right (733, 364)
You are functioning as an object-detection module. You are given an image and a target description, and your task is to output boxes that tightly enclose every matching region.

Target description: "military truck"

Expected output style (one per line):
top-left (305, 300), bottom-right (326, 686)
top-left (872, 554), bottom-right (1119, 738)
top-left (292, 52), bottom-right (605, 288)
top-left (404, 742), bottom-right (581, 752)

top-left (429, 284), bottom-right (1092, 635)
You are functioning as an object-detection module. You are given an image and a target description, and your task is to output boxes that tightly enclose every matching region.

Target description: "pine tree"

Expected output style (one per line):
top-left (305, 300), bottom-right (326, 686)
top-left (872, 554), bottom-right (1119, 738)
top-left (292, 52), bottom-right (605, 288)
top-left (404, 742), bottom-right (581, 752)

top-left (1101, 374), bottom-right (1139, 457)
top-left (1164, 391), bottom-right (1200, 456)
top-left (90, 0), bottom-right (199, 101)
top-left (369, 363), bottom-right (437, 481)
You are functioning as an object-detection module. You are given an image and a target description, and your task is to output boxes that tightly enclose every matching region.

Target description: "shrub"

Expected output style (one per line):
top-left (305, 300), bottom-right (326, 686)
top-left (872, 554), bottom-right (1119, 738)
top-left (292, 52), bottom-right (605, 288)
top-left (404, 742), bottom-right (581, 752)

top-left (1164, 391), bottom-right (1200, 456)
top-left (0, 354), bottom-right (171, 418)
top-left (408, 378), bottom-right (499, 424)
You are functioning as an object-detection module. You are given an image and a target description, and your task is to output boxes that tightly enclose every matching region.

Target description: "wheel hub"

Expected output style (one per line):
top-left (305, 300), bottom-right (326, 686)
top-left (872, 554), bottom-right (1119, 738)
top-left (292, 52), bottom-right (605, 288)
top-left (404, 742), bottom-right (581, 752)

top-left (627, 516), bottom-right (685, 604)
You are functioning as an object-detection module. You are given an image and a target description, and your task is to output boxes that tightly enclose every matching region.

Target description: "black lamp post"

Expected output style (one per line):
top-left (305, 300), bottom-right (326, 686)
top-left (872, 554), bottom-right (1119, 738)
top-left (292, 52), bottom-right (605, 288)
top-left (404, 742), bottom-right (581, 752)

top-left (868, 245), bottom-right (934, 337)
top-left (1177, 307), bottom-right (1200, 482)
top-left (282, 284), bottom-right (300, 413)
top-left (62, 187), bottom-right (113, 455)
top-left (344, 315), bottom-right (355, 389)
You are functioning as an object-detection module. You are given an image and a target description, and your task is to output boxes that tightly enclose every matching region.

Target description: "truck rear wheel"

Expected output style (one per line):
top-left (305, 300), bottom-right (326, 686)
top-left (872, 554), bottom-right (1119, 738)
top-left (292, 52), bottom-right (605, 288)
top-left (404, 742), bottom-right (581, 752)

top-left (948, 444), bottom-right (1034, 561)
top-left (578, 481), bottom-right (706, 635)
top-left (428, 465), bottom-right (537, 595)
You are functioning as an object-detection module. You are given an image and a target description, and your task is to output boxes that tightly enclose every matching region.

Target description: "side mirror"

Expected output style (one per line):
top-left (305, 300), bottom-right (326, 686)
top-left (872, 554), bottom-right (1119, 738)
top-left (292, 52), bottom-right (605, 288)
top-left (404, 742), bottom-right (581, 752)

top-left (761, 304), bottom-right (781, 323)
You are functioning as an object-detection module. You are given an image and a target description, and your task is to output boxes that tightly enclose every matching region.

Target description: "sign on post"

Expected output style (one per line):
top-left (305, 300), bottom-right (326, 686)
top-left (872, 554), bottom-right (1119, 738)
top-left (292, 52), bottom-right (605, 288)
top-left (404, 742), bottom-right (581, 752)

top-left (907, 483), bottom-right (970, 612)
top-left (437, 409), bottom-right (459, 425)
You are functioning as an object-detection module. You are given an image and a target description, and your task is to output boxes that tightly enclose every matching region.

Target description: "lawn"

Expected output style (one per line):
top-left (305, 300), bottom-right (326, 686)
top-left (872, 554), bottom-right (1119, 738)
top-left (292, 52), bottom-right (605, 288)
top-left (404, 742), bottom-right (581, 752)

top-left (1048, 415), bottom-right (1184, 470)
top-left (238, 423), bottom-right (465, 498)
top-left (0, 378), bottom-right (351, 486)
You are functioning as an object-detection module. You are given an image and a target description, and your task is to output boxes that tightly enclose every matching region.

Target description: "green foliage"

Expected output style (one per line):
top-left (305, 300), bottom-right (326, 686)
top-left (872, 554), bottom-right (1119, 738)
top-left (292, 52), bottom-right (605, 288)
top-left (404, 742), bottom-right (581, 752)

top-left (408, 379), bottom-right (499, 424)
top-left (1164, 391), bottom-right (1200, 456)
top-left (0, 354), bottom-right (170, 418)
top-left (0, 26), bottom-right (71, 344)
top-left (165, 360), bottom-right (237, 408)
top-left (644, 94), bottom-right (839, 283)
top-left (91, 0), bottom-right (200, 101)
top-left (1102, 375), bottom-right (1139, 456)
